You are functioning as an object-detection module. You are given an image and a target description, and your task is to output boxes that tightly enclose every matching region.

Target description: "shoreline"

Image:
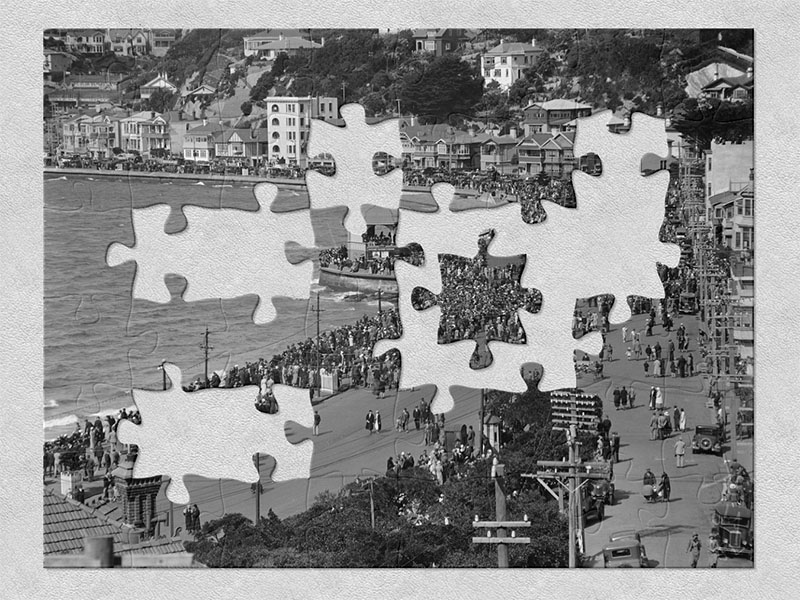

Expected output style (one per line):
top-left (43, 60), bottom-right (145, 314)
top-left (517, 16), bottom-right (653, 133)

top-left (43, 167), bottom-right (453, 196)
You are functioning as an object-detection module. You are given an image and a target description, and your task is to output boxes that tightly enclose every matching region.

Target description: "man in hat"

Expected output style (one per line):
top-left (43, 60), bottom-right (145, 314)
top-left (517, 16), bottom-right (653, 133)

top-left (687, 533), bottom-right (702, 567)
top-left (708, 534), bottom-right (720, 567)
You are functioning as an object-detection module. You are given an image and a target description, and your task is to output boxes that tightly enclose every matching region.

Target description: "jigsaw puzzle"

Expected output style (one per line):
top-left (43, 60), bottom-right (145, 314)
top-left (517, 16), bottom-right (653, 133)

top-left (43, 27), bottom-right (754, 570)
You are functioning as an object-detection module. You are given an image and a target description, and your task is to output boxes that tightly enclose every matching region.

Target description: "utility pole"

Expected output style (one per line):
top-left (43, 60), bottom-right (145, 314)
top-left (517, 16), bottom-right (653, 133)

top-left (472, 461), bottom-right (530, 567)
top-left (200, 327), bottom-right (212, 387)
top-left (341, 81), bottom-right (347, 103)
top-left (254, 452), bottom-right (261, 523)
top-left (368, 476), bottom-right (375, 530)
top-left (377, 288), bottom-right (382, 316)
top-left (522, 391), bottom-right (605, 568)
top-left (395, 98), bottom-right (401, 117)
top-left (478, 388), bottom-right (485, 459)
top-left (157, 360), bottom-right (167, 390)
top-left (311, 294), bottom-right (324, 398)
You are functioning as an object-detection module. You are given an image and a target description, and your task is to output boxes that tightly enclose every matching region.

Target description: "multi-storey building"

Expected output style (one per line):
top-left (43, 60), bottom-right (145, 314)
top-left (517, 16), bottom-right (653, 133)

top-left (516, 131), bottom-right (577, 178)
top-left (523, 99), bottom-right (593, 135)
top-left (140, 72), bottom-right (178, 101)
top-left (412, 29), bottom-right (469, 56)
top-left (150, 29), bottom-right (182, 57)
top-left (183, 120), bottom-right (226, 161)
top-left (482, 40), bottom-right (543, 90)
top-left (242, 30), bottom-right (310, 57)
top-left (65, 30), bottom-right (106, 54)
top-left (118, 111), bottom-right (171, 156)
top-left (106, 29), bottom-right (150, 56)
top-left (704, 139), bottom-right (753, 219)
top-left (701, 67), bottom-right (754, 102)
top-left (264, 96), bottom-right (338, 166)
top-left (479, 131), bottom-right (520, 174)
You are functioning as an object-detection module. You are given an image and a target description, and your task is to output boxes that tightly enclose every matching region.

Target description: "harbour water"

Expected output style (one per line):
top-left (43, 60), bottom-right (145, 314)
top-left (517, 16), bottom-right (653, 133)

top-left (44, 174), bottom-right (400, 440)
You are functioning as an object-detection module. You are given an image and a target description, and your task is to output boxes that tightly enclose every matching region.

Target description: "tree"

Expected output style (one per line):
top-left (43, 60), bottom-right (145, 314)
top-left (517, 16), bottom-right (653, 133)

top-left (240, 101), bottom-right (253, 116)
top-left (399, 54), bottom-right (484, 123)
top-left (146, 88), bottom-right (175, 113)
top-left (249, 72), bottom-right (275, 102)
top-left (671, 97), bottom-right (753, 149)
top-left (271, 52), bottom-right (290, 77)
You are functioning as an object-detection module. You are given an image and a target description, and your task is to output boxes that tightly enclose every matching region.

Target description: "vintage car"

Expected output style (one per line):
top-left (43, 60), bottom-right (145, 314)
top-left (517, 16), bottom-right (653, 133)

top-left (712, 502), bottom-right (754, 558)
top-left (603, 531), bottom-right (649, 567)
top-left (692, 425), bottom-right (723, 455)
top-left (586, 461), bottom-right (616, 506)
top-left (679, 292), bottom-right (698, 314)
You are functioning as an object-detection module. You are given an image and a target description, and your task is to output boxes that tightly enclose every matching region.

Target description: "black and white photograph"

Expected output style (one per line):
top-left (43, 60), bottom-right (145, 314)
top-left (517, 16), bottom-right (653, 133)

top-left (40, 27), bottom-right (755, 570)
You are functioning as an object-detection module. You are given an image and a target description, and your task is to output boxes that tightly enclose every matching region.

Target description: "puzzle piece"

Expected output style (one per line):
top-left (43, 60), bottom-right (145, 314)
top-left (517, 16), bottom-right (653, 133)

top-left (118, 363), bottom-right (314, 504)
top-left (106, 182), bottom-right (313, 324)
top-left (411, 230), bottom-right (540, 369)
top-left (306, 103), bottom-right (404, 238)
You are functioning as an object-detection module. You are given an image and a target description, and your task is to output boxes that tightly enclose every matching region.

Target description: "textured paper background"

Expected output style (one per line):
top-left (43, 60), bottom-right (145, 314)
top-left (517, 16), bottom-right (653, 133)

top-left (1, 2), bottom-right (798, 598)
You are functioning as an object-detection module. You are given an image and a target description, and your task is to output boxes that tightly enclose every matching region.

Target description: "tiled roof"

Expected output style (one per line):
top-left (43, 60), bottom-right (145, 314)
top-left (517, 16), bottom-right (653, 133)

top-left (43, 489), bottom-right (131, 555)
top-left (260, 37), bottom-right (321, 51)
top-left (486, 42), bottom-right (539, 55)
top-left (525, 99), bottom-right (593, 112)
top-left (43, 490), bottom-right (188, 557)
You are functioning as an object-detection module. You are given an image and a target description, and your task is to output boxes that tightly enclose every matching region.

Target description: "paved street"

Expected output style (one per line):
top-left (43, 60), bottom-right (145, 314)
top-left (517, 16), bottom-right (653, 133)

top-left (580, 310), bottom-right (752, 567)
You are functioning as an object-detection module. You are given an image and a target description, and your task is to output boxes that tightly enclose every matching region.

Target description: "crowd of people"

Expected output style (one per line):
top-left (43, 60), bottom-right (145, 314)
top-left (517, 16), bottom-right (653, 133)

top-left (43, 408), bottom-right (140, 499)
top-left (401, 168), bottom-right (576, 225)
top-left (412, 234), bottom-right (540, 351)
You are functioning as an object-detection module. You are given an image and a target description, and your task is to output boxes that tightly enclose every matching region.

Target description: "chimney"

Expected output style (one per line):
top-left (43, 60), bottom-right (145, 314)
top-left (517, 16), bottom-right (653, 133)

top-left (623, 114), bottom-right (631, 128)
top-left (666, 139), bottom-right (674, 158)
top-left (531, 37), bottom-right (536, 47)
top-left (320, 36), bottom-right (325, 46)
top-left (746, 66), bottom-right (753, 79)
top-left (714, 63), bottom-right (719, 80)
top-left (749, 168), bottom-right (754, 181)
top-left (203, 118), bottom-right (208, 126)
top-left (151, 111), bottom-right (155, 119)
top-left (279, 33), bottom-right (284, 41)
top-left (509, 127), bottom-right (517, 139)
top-left (112, 459), bottom-right (162, 534)
top-left (468, 126), bottom-right (476, 137)
top-left (178, 109), bottom-right (183, 121)
top-left (656, 104), bottom-right (663, 117)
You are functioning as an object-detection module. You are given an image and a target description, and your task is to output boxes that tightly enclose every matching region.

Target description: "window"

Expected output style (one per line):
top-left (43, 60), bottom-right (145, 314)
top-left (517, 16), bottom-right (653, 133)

top-left (737, 201), bottom-right (743, 215)
top-left (494, 69), bottom-right (501, 77)
top-left (272, 104), bottom-right (279, 112)
top-left (735, 231), bottom-right (741, 248)
top-left (708, 183), bottom-right (712, 196)
top-left (300, 117), bottom-right (305, 126)
top-left (328, 102), bottom-right (333, 113)
top-left (744, 198), bottom-right (752, 216)
top-left (272, 144), bottom-right (280, 153)
top-left (708, 158), bottom-right (712, 171)
top-left (445, 42), bottom-right (451, 50)
top-left (271, 118), bottom-right (279, 126)
top-left (300, 104), bottom-right (305, 113)
top-left (272, 132), bottom-right (280, 139)
top-left (500, 57), bottom-right (507, 64)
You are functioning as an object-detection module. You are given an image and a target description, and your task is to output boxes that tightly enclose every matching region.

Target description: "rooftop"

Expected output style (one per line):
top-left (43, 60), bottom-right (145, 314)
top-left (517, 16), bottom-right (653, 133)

top-left (486, 41), bottom-right (540, 55)
top-left (525, 99), bottom-right (593, 112)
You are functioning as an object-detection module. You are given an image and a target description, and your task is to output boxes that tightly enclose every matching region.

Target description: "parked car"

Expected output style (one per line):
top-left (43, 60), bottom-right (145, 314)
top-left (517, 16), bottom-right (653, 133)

top-left (603, 531), bottom-right (649, 567)
top-left (692, 425), bottom-right (724, 455)
top-left (712, 502), bottom-right (754, 558)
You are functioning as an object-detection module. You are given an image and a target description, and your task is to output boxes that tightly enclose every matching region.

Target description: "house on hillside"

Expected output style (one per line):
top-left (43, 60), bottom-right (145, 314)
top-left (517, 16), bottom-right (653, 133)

top-left (523, 99), bottom-right (592, 135)
top-left (43, 50), bottom-right (74, 82)
top-left (65, 29), bottom-right (106, 54)
top-left (684, 46), bottom-right (753, 98)
top-left (256, 36), bottom-right (322, 60)
top-left (140, 72), bottom-right (178, 100)
top-left (242, 29), bottom-right (311, 57)
top-left (106, 29), bottom-right (150, 56)
top-left (412, 29), bottom-right (469, 56)
top-left (482, 39), bottom-right (543, 90)
top-left (151, 29), bottom-right (181, 57)
top-left (701, 67), bottom-right (753, 102)
top-left (183, 120), bottom-right (227, 161)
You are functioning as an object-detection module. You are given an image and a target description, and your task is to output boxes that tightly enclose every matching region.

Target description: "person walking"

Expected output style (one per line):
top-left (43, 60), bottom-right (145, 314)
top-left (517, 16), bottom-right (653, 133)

top-left (613, 387), bottom-right (621, 410)
top-left (620, 386), bottom-right (629, 409)
top-left (668, 339), bottom-right (675, 363)
top-left (628, 387), bottom-right (636, 409)
top-left (374, 411), bottom-right (382, 433)
top-left (622, 326), bottom-right (628, 343)
top-left (708, 534), bottom-right (720, 567)
top-left (413, 405), bottom-right (421, 430)
top-left (674, 436), bottom-right (686, 468)
top-left (687, 533), bottom-right (702, 568)
top-left (649, 387), bottom-right (656, 410)
top-left (657, 412), bottom-right (668, 440)
top-left (673, 406), bottom-right (681, 432)
top-left (655, 387), bottom-right (664, 410)
top-left (679, 408), bottom-right (687, 432)
top-left (660, 472), bottom-right (671, 502)
top-left (366, 410), bottom-right (375, 435)
top-left (649, 412), bottom-right (659, 441)
top-left (654, 342), bottom-right (662, 360)
top-left (611, 432), bottom-right (621, 463)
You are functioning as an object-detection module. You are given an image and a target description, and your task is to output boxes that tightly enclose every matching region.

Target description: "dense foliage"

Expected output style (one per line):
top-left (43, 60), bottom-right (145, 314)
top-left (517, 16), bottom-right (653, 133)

top-left (185, 385), bottom-right (589, 568)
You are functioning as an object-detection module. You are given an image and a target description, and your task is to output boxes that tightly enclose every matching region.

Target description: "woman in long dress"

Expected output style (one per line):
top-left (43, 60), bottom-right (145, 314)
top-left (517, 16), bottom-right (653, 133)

top-left (679, 408), bottom-right (687, 432)
top-left (655, 387), bottom-right (664, 410)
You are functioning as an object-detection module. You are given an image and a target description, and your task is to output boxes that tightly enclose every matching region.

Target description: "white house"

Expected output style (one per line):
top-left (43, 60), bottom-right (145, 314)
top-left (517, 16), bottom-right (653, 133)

top-left (482, 40), bottom-right (543, 90)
